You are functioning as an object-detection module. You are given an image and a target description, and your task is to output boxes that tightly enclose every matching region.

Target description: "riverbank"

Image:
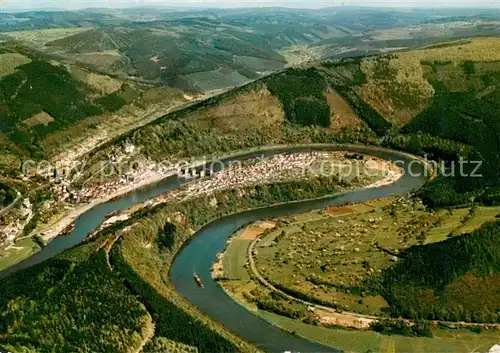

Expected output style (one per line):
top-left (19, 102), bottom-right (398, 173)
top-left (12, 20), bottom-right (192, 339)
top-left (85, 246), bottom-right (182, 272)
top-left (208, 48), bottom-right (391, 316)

top-left (36, 171), bottom-right (176, 245)
top-left (0, 144), bottom-right (428, 353)
top-left (214, 202), bottom-right (500, 352)
top-left (37, 145), bottom-right (400, 246)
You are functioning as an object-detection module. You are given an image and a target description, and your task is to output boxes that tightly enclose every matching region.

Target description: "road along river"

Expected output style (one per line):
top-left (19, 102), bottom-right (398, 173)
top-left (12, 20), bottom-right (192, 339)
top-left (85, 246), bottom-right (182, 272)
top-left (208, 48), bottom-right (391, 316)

top-left (1, 144), bottom-right (427, 352)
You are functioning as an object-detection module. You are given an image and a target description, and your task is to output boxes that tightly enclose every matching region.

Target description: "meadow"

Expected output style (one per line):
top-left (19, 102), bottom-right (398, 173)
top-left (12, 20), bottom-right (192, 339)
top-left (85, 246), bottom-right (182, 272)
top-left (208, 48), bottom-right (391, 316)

top-left (253, 199), bottom-right (500, 317)
top-left (0, 237), bottom-right (40, 272)
top-left (219, 198), bottom-right (500, 351)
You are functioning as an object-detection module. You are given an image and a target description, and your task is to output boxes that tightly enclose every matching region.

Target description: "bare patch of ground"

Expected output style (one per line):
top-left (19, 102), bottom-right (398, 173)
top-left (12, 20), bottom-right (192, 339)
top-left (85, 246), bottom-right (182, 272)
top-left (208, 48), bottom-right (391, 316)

top-left (325, 206), bottom-right (354, 217)
top-left (312, 308), bottom-right (374, 329)
top-left (187, 85), bottom-right (285, 134)
top-left (23, 111), bottom-right (55, 127)
top-left (240, 222), bottom-right (276, 240)
top-left (325, 90), bottom-right (364, 131)
top-left (0, 53), bottom-right (31, 77)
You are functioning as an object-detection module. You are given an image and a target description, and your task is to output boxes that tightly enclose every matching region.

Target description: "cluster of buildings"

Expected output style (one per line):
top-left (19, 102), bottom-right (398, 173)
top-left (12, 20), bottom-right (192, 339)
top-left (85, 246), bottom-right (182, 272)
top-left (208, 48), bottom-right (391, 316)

top-left (153, 151), bottom-right (375, 205)
top-left (0, 198), bottom-right (33, 249)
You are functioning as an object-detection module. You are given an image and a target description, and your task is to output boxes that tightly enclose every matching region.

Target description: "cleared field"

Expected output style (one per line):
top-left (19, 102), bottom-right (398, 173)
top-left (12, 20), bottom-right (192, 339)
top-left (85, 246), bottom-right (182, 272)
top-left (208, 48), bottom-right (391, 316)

top-left (67, 51), bottom-right (124, 70)
top-left (0, 237), bottom-right (40, 271)
top-left (234, 55), bottom-right (284, 72)
top-left (186, 85), bottom-right (285, 134)
top-left (259, 311), bottom-right (500, 353)
top-left (221, 221), bottom-right (276, 280)
top-left (70, 67), bottom-right (123, 95)
top-left (424, 208), bottom-right (470, 244)
top-left (325, 90), bottom-right (364, 130)
top-left (456, 206), bottom-right (500, 235)
top-left (223, 238), bottom-right (252, 280)
top-left (0, 53), bottom-right (31, 77)
top-left (181, 69), bottom-right (250, 92)
top-left (23, 111), bottom-right (55, 127)
top-left (4, 28), bottom-right (90, 46)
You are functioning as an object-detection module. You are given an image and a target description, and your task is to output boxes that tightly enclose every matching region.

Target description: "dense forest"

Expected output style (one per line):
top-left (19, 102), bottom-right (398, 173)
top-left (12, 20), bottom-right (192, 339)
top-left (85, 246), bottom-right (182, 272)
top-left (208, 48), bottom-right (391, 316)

top-left (399, 63), bottom-right (500, 208)
top-left (374, 221), bottom-right (500, 323)
top-left (0, 59), bottom-right (126, 158)
top-left (0, 182), bottom-right (16, 207)
top-left (0, 250), bottom-right (151, 353)
top-left (266, 69), bottom-right (331, 128)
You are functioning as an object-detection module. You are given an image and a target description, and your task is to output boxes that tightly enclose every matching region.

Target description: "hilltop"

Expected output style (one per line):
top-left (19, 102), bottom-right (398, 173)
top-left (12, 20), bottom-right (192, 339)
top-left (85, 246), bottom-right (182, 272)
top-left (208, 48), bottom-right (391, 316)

top-left (79, 37), bottom-right (500, 208)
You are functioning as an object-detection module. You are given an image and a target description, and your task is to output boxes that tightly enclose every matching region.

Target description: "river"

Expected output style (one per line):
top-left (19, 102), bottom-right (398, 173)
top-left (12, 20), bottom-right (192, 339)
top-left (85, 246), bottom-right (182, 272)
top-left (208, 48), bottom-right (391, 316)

top-left (1, 144), bottom-right (427, 353)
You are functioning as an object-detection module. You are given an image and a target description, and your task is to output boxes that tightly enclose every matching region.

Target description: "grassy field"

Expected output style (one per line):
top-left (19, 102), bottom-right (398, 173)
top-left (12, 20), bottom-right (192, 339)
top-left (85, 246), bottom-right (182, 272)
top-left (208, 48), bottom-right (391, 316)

top-left (4, 28), bottom-right (90, 46)
top-left (456, 206), bottom-right (500, 235)
top-left (253, 198), bottom-right (500, 315)
top-left (223, 237), bottom-right (252, 280)
top-left (181, 69), bottom-right (250, 92)
top-left (0, 53), bottom-right (31, 77)
top-left (234, 56), bottom-right (284, 72)
top-left (0, 237), bottom-right (40, 271)
top-left (258, 311), bottom-right (500, 353)
top-left (220, 221), bottom-right (276, 280)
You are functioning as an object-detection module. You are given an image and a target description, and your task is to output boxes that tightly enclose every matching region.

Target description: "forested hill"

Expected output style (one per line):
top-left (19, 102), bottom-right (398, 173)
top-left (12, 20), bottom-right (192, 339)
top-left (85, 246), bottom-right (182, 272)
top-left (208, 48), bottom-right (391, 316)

top-left (81, 37), bottom-right (500, 208)
top-left (0, 46), bottom-right (134, 170)
top-left (378, 220), bottom-right (500, 323)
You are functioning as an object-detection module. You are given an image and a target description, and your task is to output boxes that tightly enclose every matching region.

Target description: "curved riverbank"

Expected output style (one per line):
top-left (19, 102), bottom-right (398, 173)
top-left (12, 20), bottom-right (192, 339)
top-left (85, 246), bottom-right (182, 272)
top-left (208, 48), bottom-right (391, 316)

top-left (1, 144), bottom-right (428, 353)
top-left (169, 145), bottom-right (427, 353)
top-left (2, 143), bottom-right (418, 276)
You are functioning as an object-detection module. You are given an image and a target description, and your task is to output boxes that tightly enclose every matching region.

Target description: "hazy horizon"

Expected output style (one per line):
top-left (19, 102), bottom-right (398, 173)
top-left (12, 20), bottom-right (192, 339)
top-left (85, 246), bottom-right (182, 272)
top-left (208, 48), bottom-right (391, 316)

top-left (2, 0), bottom-right (500, 12)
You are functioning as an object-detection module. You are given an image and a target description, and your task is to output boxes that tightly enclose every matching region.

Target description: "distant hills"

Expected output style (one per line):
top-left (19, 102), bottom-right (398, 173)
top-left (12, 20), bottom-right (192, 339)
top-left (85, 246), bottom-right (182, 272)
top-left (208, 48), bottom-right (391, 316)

top-left (2, 7), bottom-right (500, 91)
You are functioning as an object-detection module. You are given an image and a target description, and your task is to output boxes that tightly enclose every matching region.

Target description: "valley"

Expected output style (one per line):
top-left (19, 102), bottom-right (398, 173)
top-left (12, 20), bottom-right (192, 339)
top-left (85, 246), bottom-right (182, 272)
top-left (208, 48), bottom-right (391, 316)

top-left (0, 6), bottom-right (499, 353)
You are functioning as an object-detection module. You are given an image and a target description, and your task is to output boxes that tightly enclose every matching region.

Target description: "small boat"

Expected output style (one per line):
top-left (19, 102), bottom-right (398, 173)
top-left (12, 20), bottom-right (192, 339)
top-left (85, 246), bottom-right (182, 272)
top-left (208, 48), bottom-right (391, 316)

top-left (194, 273), bottom-right (204, 288)
top-left (61, 223), bottom-right (75, 236)
top-left (104, 210), bottom-right (121, 220)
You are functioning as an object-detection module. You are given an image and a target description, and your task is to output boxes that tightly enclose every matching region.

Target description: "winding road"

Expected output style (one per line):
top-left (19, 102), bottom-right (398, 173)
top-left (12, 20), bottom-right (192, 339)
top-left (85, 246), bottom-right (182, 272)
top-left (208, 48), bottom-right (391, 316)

top-left (1, 144), bottom-right (428, 353)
